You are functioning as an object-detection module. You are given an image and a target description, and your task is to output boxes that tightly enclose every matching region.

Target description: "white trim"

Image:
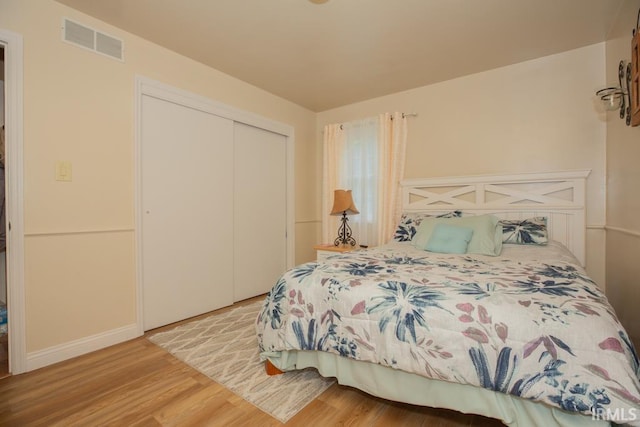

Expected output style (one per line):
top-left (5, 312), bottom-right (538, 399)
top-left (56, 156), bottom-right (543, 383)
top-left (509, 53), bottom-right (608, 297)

top-left (401, 170), bottom-right (591, 187)
top-left (0, 29), bottom-right (26, 374)
top-left (25, 228), bottom-right (134, 237)
top-left (586, 224), bottom-right (606, 230)
top-left (134, 76), bottom-right (295, 334)
top-left (286, 126), bottom-right (295, 268)
top-left (136, 76), bottom-right (292, 136)
top-left (26, 323), bottom-right (139, 372)
top-left (134, 78), bottom-right (144, 336)
top-left (295, 219), bottom-right (321, 224)
top-left (605, 225), bottom-right (640, 238)
top-left (401, 170), bottom-right (590, 266)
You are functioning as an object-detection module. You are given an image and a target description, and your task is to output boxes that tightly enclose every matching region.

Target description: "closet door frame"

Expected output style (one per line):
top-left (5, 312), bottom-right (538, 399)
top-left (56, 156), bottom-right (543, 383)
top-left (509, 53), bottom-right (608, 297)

top-left (1, 28), bottom-right (26, 374)
top-left (134, 76), bottom-right (294, 335)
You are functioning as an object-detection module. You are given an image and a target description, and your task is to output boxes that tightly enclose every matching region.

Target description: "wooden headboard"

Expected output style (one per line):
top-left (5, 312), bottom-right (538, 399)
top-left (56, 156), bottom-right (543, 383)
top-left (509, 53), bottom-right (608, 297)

top-left (400, 170), bottom-right (591, 266)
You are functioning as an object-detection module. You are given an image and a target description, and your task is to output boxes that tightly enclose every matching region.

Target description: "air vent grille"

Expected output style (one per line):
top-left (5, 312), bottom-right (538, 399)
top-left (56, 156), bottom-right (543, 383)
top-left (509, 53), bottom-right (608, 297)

top-left (62, 18), bottom-right (124, 62)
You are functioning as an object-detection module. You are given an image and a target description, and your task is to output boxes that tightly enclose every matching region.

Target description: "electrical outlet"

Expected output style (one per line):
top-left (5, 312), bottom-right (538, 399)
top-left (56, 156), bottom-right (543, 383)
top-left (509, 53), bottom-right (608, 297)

top-left (55, 161), bottom-right (72, 182)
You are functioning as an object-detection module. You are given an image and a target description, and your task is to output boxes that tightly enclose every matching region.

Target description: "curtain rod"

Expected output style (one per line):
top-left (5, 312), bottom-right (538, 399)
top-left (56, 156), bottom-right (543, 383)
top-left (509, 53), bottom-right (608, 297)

top-left (343, 112), bottom-right (418, 122)
top-left (335, 112), bottom-right (418, 130)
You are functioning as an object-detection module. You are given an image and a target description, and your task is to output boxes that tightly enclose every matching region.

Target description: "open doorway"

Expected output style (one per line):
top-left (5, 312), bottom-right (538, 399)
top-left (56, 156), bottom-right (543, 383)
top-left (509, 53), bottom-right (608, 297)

top-left (0, 45), bottom-right (7, 379)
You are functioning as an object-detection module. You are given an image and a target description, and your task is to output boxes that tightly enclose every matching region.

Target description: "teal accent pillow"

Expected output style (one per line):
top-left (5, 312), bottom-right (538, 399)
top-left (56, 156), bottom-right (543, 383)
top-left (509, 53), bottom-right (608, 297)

top-left (413, 214), bottom-right (503, 256)
top-left (426, 224), bottom-right (474, 254)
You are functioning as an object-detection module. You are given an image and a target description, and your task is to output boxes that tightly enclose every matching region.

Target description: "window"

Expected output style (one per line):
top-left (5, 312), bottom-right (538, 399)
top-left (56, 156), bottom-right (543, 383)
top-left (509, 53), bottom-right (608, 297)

top-left (323, 113), bottom-right (407, 248)
top-left (339, 117), bottom-right (379, 245)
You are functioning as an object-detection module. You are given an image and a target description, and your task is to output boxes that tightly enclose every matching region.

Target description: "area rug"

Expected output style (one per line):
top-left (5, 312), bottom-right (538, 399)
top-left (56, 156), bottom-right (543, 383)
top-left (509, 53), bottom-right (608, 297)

top-left (148, 300), bottom-right (335, 423)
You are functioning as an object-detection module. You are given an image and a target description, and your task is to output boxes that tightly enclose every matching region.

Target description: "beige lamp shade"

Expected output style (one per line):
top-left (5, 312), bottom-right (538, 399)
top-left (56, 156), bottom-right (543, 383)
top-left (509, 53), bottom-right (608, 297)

top-left (330, 190), bottom-right (359, 215)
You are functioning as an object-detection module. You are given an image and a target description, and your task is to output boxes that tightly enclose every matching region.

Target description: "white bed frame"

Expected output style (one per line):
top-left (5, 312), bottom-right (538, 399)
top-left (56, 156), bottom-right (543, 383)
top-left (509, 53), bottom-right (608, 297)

top-left (401, 170), bottom-right (590, 266)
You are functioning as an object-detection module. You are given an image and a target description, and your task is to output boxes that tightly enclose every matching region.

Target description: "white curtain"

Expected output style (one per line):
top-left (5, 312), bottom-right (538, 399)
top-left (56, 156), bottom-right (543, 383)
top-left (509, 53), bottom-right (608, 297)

top-left (377, 112), bottom-right (407, 243)
top-left (322, 112), bottom-right (407, 247)
top-left (321, 123), bottom-right (344, 245)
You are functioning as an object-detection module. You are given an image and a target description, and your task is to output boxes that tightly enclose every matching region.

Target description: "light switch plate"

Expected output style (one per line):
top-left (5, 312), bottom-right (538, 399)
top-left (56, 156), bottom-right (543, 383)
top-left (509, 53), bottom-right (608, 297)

top-left (55, 161), bottom-right (72, 182)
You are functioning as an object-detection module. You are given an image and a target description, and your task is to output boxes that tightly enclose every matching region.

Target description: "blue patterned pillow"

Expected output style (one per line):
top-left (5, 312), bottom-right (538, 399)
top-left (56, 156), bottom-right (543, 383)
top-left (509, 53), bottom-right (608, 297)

top-left (500, 217), bottom-right (548, 245)
top-left (393, 210), bottom-right (462, 242)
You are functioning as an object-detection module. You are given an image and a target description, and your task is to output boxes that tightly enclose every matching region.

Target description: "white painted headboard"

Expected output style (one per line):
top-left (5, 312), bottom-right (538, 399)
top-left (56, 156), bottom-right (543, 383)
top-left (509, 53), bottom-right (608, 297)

top-left (401, 170), bottom-right (591, 266)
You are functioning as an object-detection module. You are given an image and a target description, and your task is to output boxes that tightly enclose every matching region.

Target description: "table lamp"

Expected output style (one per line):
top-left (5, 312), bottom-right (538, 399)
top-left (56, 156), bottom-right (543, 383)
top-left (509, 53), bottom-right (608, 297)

top-left (330, 189), bottom-right (359, 246)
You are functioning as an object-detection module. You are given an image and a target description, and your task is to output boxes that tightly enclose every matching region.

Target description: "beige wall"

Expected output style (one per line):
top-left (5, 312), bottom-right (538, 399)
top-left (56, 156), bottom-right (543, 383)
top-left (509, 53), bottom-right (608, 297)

top-left (605, 0), bottom-right (640, 345)
top-left (0, 0), bottom-right (317, 354)
top-left (0, 0), bottom-right (630, 365)
top-left (317, 44), bottom-right (607, 285)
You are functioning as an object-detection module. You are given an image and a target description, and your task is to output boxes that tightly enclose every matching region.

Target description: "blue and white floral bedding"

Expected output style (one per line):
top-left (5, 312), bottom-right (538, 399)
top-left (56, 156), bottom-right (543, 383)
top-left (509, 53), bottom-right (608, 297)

top-left (256, 242), bottom-right (640, 422)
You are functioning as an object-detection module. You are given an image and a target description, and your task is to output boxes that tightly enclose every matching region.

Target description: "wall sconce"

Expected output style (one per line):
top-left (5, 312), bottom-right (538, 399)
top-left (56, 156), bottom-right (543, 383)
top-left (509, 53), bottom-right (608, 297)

top-left (596, 60), bottom-right (632, 126)
top-left (330, 189), bottom-right (359, 246)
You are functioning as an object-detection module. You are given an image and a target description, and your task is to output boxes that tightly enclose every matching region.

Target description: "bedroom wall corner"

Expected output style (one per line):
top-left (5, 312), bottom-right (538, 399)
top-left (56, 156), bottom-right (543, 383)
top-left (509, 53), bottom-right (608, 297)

top-left (586, 227), bottom-right (606, 289)
top-left (293, 113), bottom-right (321, 265)
top-left (604, 0), bottom-right (640, 347)
top-left (605, 230), bottom-right (640, 348)
top-left (295, 221), bottom-right (319, 264)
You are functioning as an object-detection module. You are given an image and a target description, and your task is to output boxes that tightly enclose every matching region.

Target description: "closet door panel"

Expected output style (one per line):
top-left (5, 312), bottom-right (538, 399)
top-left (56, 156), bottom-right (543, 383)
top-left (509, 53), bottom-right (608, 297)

top-left (141, 95), bottom-right (234, 330)
top-left (234, 123), bottom-right (287, 301)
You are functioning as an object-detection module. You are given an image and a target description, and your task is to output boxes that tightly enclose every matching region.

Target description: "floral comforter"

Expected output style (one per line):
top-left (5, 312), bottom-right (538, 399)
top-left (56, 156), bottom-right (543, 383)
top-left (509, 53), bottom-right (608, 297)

top-left (256, 243), bottom-right (640, 422)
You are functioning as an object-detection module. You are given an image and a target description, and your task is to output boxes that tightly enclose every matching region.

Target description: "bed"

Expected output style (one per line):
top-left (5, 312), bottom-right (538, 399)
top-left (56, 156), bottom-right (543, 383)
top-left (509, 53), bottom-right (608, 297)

top-left (256, 170), bottom-right (640, 426)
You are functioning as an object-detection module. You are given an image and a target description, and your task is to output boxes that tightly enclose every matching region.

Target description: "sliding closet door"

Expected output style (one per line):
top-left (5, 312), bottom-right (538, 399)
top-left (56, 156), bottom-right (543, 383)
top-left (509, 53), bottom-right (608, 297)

top-left (141, 95), bottom-right (234, 330)
top-left (233, 123), bottom-right (287, 301)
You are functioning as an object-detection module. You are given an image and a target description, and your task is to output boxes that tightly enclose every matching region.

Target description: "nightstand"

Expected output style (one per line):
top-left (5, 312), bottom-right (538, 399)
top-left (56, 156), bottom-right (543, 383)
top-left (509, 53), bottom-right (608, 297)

top-left (314, 244), bottom-right (354, 261)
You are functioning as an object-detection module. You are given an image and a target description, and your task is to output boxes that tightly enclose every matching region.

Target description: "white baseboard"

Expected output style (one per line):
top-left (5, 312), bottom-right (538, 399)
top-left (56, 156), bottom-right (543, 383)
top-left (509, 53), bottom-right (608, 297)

top-left (26, 323), bottom-right (141, 372)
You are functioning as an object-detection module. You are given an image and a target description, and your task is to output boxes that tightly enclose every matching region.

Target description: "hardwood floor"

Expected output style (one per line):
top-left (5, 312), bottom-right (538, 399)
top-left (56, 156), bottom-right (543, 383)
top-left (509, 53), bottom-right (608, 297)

top-left (0, 300), bottom-right (504, 427)
top-left (0, 332), bottom-right (7, 379)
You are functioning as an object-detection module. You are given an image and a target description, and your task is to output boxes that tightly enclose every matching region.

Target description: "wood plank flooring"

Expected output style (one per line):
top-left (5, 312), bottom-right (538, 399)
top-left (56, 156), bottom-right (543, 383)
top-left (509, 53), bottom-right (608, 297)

top-left (0, 299), bottom-right (505, 427)
top-left (0, 332), bottom-right (8, 379)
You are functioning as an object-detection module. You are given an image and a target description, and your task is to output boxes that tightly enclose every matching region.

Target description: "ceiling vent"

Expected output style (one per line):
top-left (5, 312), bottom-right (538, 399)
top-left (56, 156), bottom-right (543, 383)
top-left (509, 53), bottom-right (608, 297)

top-left (62, 18), bottom-right (124, 62)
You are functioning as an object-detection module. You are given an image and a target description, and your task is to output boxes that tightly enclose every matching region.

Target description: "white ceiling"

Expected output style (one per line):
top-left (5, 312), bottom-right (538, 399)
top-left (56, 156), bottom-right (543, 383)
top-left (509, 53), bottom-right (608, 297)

top-left (55, 0), bottom-right (625, 112)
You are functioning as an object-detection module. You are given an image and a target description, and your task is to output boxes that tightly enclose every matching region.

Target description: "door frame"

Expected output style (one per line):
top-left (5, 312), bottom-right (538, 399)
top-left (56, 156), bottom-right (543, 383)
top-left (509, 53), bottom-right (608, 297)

top-left (0, 29), bottom-right (26, 374)
top-left (134, 76), bottom-right (295, 334)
